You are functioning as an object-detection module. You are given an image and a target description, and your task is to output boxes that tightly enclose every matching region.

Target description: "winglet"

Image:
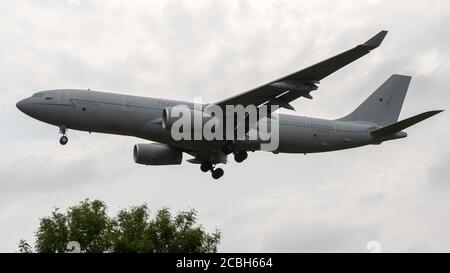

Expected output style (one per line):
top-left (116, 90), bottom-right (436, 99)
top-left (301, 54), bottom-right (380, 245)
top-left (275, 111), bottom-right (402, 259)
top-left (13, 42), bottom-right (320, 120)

top-left (363, 30), bottom-right (388, 49)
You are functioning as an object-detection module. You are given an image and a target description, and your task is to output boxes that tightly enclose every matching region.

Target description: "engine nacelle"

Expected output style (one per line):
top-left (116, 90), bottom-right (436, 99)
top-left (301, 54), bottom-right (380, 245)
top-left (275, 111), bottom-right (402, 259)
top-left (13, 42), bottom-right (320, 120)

top-left (161, 106), bottom-right (179, 131)
top-left (133, 143), bottom-right (182, 165)
top-left (161, 105), bottom-right (216, 132)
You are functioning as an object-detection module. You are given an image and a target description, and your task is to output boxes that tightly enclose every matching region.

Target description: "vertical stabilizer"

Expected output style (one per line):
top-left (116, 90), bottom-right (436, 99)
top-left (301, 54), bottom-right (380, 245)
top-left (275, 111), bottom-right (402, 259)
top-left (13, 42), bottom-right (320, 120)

top-left (339, 74), bottom-right (411, 126)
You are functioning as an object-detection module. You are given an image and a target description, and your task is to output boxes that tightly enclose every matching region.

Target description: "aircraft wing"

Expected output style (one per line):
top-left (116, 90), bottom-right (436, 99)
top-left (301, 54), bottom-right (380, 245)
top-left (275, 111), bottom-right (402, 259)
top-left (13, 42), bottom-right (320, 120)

top-left (215, 30), bottom-right (388, 111)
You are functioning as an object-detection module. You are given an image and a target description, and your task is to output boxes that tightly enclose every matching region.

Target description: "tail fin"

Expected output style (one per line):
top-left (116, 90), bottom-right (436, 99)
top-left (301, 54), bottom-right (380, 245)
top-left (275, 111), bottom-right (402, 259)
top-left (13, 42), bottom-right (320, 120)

top-left (339, 74), bottom-right (412, 126)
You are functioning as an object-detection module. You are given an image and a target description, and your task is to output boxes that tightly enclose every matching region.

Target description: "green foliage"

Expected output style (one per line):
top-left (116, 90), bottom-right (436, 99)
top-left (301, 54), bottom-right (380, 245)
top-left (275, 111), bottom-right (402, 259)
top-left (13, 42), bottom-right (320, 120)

top-left (66, 199), bottom-right (111, 252)
top-left (22, 199), bottom-right (221, 253)
top-left (35, 208), bottom-right (69, 253)
top-left (111, 204), bottom-right (150, 252)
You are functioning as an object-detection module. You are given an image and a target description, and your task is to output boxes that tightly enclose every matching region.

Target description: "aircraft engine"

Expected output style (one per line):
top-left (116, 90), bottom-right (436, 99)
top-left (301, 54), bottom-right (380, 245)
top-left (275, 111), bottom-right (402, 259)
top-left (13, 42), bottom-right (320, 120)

top-left (161, 106), bottom-right (217, 132)
top-left (133, 143), bottom-right (182, 165)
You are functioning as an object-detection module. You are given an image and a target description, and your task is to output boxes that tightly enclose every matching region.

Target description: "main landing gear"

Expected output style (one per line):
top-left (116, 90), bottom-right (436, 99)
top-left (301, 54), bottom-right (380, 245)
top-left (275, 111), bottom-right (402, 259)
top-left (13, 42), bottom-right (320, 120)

top-left (222, 141), bottom-right (235, 155)
top-left (234, 151), bottom-right (248, 163)
top-left (200, 161), bottom-right (224, 180)
top-left (211, 168), bottom-right (224, 180)
top-left (200, 161), bottom-right (213, 172)
top-left (199, 142), bottom-right (249, 180)
top-left (222, 142), bottom-right (249, 163)
top-left (59, 125), bottom-right (68, 145)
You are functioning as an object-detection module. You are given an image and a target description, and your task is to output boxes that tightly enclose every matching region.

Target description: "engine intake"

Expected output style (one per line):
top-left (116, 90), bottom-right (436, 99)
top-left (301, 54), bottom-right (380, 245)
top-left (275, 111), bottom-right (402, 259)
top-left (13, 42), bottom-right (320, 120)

top-left (161, 105), bottom-right (217, 132)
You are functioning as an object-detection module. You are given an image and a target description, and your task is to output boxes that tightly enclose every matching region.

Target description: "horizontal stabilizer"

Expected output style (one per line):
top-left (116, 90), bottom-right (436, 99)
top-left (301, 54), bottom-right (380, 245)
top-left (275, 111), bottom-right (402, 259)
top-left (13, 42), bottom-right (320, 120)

top-left (370, 110), bottom-right (443, 137)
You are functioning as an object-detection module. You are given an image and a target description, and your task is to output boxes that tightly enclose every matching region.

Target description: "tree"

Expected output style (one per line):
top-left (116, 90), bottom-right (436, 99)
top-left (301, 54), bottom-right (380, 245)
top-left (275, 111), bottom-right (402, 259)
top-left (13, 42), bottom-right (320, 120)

top-left (19, 199), bottom-right (221, 253)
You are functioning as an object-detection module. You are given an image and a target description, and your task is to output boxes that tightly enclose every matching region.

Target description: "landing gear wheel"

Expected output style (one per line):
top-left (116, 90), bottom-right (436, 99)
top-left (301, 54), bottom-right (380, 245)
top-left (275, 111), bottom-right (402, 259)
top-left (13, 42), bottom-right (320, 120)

top-left (234, 151), bottom-right (248, 163)
top-left (59, 135), bottom-right (68, 145)
top-left (200, 162), bottom-right (213, 172)
top-left (59, 125), bottom-right (68, 145)
top-left (222, 142), bottom-right (235, 155)
top-left (211, 168), bottom-right (224, 180)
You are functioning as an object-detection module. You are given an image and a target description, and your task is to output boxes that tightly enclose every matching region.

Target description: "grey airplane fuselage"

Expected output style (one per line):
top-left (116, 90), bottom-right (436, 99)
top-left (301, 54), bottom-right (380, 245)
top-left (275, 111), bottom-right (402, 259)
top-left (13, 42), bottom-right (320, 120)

top-left (17, 89), bottom-right (380, 154)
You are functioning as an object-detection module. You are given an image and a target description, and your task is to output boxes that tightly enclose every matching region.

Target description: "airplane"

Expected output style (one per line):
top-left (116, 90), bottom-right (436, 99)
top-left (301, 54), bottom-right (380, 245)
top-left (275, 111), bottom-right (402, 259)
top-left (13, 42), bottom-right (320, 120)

top-left (16, 30), bottom-right (443, 180)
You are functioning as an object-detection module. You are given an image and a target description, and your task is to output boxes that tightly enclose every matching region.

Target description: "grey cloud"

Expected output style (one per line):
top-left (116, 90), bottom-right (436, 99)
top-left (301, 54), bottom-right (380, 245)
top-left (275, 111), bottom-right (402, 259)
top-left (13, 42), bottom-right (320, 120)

top-left (359, 193), bottom-right (385, 206)
top-left (427, 152), bottom-right (450, 190)
top-left (262, 221), bottom-right (380, 253)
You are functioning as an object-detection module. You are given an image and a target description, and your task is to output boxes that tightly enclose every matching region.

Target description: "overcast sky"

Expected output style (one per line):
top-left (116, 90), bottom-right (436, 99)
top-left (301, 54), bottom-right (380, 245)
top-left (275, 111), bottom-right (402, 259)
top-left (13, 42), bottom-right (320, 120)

top-left (1, 0), bottom-right (449, 252)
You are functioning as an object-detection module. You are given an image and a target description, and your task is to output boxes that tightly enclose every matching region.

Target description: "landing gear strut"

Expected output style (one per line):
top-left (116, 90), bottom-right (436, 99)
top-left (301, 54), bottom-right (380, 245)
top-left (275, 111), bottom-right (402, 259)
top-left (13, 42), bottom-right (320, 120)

top-left (59, 125), bottom-right (68, 145)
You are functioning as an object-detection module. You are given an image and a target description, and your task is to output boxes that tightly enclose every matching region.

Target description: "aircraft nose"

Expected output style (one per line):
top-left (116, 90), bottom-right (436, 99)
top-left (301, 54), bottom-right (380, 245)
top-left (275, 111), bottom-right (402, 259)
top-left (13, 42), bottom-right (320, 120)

top-left (16, 98), bottom-right (34, 115)
top-left (16, 98), bottom-right (26, 111)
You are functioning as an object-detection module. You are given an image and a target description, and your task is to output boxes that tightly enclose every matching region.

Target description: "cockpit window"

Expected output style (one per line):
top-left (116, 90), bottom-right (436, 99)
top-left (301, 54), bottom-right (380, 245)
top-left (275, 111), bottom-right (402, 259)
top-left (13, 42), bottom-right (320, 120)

top-left (32, 93), bottom-right (44, 97)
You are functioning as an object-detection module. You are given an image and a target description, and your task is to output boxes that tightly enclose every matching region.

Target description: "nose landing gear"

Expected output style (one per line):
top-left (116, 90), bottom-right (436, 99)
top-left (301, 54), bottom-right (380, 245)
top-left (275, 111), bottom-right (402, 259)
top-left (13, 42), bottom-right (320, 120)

top-left (59, 135), bottom-right (68, 145)
top-left (59, 125), bottom-right (68, 145)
